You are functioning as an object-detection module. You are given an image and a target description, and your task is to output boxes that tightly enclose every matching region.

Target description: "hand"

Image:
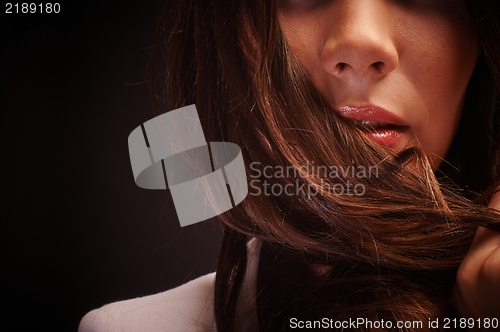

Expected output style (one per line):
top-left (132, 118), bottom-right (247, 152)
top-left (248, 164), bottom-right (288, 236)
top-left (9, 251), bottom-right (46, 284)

top-left (450, 191), bottom-right (500, 327)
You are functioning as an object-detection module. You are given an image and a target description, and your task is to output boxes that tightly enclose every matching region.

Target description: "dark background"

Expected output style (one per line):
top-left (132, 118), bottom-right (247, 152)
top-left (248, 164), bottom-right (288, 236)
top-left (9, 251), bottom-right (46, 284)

top-left (1, 1), bottom-right (223, 331)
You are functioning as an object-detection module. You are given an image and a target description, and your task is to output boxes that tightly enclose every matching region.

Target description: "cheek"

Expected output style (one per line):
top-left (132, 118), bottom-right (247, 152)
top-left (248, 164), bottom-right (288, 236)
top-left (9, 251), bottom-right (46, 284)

top-left (400, 12), bottom-right (477, 103)
top-left (285, 35), bottom-right (319, 72)
top-left (399, 14), bottom-right (478, 159)
top-left (278, 12), bottom-right (329, 78)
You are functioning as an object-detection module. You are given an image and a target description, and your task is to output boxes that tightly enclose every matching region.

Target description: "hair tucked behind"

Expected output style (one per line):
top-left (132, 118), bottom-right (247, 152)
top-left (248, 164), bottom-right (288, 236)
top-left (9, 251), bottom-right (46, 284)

top-left (151, 0), bottom-right (500, 330)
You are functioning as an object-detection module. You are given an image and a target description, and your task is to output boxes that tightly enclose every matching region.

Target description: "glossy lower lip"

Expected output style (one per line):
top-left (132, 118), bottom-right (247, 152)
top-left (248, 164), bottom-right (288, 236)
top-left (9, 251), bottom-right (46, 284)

top-left (364, 128), bottom-right (408, 147)
top-left (335, 105), bottom-right (409, 147)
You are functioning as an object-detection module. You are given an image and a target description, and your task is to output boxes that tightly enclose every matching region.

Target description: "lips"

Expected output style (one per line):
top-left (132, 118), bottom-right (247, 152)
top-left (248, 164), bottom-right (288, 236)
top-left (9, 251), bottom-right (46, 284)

top-left (336, 105), bottom-right (409, 147)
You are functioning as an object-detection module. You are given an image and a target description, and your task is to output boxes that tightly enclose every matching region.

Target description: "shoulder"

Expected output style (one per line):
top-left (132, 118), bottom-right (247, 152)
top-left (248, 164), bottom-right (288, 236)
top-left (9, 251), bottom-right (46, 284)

top-left (78, 238), bottom-right (262, 332)
top-left (78, 272), bottom-right (216, 332)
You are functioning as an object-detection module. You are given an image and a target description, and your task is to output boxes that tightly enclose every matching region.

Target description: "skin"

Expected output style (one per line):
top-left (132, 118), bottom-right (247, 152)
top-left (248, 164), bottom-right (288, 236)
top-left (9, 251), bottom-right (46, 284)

top-left (277, 0), bottom-right (478, 170)
top-left (277, 0), bottom-right (500, 320)
top-left (451, 192), bottom-right (500, 324)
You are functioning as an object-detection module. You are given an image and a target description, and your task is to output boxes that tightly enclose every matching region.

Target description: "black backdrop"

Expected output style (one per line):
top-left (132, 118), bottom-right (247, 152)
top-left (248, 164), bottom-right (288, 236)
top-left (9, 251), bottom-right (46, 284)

top-left (1, 1), bottom-right (222, 331)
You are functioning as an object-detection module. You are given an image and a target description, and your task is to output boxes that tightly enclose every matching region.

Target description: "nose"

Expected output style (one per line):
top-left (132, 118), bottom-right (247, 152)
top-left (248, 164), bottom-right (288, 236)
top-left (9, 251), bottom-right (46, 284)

top-left (320, 2), bottom-right (398, 82)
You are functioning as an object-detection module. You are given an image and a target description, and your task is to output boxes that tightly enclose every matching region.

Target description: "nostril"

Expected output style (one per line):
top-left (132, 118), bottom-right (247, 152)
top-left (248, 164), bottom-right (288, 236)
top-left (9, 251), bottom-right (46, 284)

top-left (337, 62), bottom-right (347, 70)
top-left (372, 61), bottom-right (384, 71)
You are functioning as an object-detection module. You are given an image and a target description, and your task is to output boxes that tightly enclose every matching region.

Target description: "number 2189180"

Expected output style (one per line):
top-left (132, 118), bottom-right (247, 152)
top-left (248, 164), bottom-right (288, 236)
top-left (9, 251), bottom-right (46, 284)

top-left (5, 3), bottom-right (60, 14)
top-left (443, 318), bottom-right (499, 329)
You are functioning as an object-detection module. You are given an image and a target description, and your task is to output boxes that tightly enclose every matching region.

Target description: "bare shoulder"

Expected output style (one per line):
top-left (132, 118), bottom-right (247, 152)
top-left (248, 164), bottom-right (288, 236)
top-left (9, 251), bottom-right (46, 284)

top-left (78, 272), bottom-right (216, 332)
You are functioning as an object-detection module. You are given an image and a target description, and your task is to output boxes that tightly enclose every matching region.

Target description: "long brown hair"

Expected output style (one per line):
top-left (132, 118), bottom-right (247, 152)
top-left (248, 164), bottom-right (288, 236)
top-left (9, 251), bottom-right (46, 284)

top-left (151, 0), bottom-right (500, 330)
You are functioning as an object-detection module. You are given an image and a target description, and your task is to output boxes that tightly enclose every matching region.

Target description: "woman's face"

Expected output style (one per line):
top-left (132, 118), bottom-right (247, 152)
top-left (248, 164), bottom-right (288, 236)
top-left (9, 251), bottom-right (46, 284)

top-left (277, 0), bottom-right (478, 169)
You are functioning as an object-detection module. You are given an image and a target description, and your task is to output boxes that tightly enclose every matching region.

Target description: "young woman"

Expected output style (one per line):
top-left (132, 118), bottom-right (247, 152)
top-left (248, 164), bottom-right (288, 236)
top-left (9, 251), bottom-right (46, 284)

top-left (79, 0), bottom-right (500, 331)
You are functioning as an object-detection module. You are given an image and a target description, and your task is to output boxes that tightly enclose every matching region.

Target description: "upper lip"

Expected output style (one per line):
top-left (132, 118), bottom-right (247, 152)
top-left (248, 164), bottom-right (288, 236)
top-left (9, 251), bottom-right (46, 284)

top-left (335, 105), bottom-right (407, 127)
